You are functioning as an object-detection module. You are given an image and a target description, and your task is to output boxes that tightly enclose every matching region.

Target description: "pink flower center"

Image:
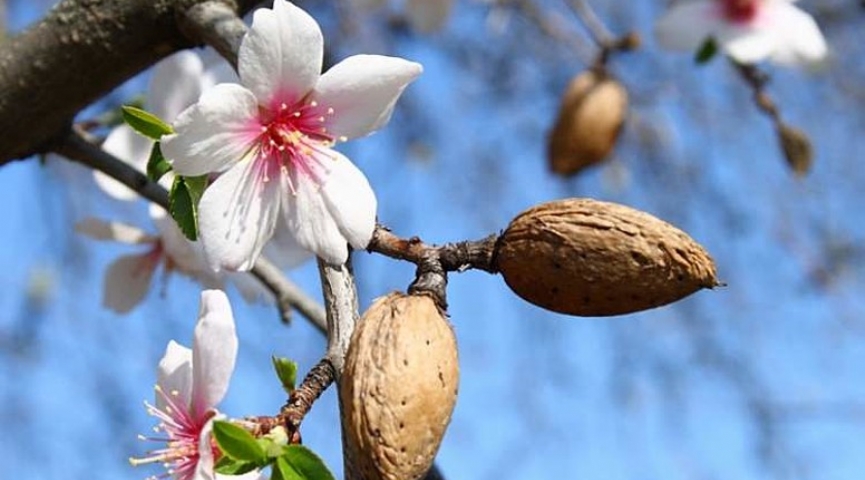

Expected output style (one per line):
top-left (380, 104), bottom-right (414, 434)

top-left (130, 385), bottom-right (218, 480)
top-left (255, 98), bottom-right (339, 192)
top-left (720, 0), bottom-right (759, 23)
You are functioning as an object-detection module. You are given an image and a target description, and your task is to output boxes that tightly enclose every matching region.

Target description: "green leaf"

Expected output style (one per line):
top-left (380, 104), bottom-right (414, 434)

top-left (694, 37), bottom-right (718, 65)
top-left (184, 174), bottom-right (208, 205)
top-left (168, 176), bottom-right (198, 241)
top-left (272, 356), bottom-right (298, 393)
top-left (146, 142), bottom-right (172, 182)
top-left (212, 421), bottom-right (267, 463)
top-left (121, 105), bottom-right (173, 139)
top-left (280, 445), bottom-right (336, 480)
top-left (272, 457), bottom-right (301, 480)
top-left (214, 456), bottom-right (261, 476)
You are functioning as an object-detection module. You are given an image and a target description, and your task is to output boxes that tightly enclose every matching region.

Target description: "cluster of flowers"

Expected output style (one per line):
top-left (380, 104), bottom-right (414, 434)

top-left (85, 2), bottom-right (421, 479)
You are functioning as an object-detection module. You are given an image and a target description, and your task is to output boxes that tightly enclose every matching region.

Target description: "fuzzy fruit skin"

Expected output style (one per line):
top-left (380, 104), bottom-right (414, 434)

top-left (495, 198), bottom-right (719, 316)
top-left (341, 292), bottom-right (459, 480)
top-left (548, 70), bottom-right (628, 177)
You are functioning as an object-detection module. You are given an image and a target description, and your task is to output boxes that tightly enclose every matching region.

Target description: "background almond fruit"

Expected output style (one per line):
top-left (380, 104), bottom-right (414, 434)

top-left (548, 69), bottom-right (628, 177)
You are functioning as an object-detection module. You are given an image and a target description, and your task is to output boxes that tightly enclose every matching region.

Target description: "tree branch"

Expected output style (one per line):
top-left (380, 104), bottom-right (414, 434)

top-left (369, 224), bottom-right (500, 273)
top-left (0, 0), bottom-right (261, 164)
top-left (179, 0), bottom-right (251, 69)
top-left (52, 127), bottom-right (327, 331)
top-left (317, 258), bottom-right (360, 377)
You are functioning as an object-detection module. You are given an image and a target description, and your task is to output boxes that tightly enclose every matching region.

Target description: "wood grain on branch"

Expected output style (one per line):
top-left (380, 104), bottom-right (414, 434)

top-left (0, 0), bottom-right (260, 164)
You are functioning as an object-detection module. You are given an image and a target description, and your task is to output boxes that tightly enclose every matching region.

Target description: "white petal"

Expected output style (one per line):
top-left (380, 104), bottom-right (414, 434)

top-left (149, 204), bottom-right (223, 287)
top-left (197, 159), bottom-right (282, 272)
top-left (75, 217), bottom-right (156, 244)
top-left (191, 290), bottom-right (238, 416)
top-left (281, 152), bottom-right (375, 266)
top-left (266, 218), bottom-right (314, 269)
top-left (193, 419), bottom-right (217, 480)
top-left (202, 60), bottom-right (240, 89)
top-left (312, 55), bottom-right (423, 140)
top-left (148, 51), bottom-right (207, 122)
top-left (766, 2), bottom-right (827, 65)
top-left (156, 340), bottom-right (193, 411)
top-left (282, 171), bottom-right (346, 265)
top-left (103, 252), bottom-right (157, 314)
top-left (406, 0), bottom-right (453, 33)
top-left (161, 84), bottom-right (262, 177)
top-left (718, 24), bottom-right (777, 63)
top-left (320, 151), bottom-right (377, 250)
top-left (239, 0), bottom-right (323, 104)
top-left (654, 1), bottom-right (721, 52)
top-left (96, 125), bottom-right (153, 200)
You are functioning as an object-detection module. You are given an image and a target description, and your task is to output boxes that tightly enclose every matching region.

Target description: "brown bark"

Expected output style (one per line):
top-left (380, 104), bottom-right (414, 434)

top-left (0, 0), bottom-right (259, 163)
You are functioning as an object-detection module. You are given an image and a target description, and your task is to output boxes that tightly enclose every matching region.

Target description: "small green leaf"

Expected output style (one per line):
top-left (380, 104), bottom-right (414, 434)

top-left (212, 421), bottom-right (267, 463)
top-left (214, 456), bottom-right (261, 476)
top-left (146, 142), bottom-right (172, 182)
top-left (272, 356), bottom-right (298, 393)
top-left (272, 457), bottom-right (301, 480)
top-left (169, 176), bottom-right (198, 241)
top-left (121, 105), bottom-right (173, 139)
top-left (280, 445), bottom-right (336, 480)
top-left (695, 37), bottom-right (718, 65)
top-left (184, 174), bottom-right (208, 205)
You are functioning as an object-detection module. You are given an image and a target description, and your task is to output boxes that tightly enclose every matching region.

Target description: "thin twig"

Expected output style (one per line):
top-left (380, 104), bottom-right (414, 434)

top-left (732, 61), bottom-right (813, 175)
top-left (368, 225), bottom-right (500, 274)
top-left (52, 127), bottom-right (327, 330)
top-left (565, 0), bottom-right (613, 47)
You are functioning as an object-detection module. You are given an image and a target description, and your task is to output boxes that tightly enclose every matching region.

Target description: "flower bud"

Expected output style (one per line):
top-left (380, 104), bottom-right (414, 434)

top-left (777, 123), bottom-right (812, 176)
top-left (548, 70), bottom-right (628, 177)
top-left (494, 198), bottom-right (719, 316)
top-left (341, 292), bottom-right (459, 480)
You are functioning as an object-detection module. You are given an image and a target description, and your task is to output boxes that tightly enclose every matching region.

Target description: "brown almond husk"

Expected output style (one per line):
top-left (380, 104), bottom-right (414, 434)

top-left (548, 70), bottom-right (628, 177)
top-left (494, 198), bottom-right (719, 316)
top-left (341, 292), bottom-right (459, 480)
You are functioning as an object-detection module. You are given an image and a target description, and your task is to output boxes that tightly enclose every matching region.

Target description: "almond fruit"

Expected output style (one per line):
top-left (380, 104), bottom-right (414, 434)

top-left (548, 70), bottom-right (628, 177)
top-left (494, 198), bottom-right (719, 316)
top-left (341, 292), bottom-right (459, 480)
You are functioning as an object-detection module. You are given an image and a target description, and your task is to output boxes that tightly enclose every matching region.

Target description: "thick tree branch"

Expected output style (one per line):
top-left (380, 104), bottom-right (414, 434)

top-left (53, 127), bottom-right (327, 331)
top-left (179, 0), bottom-right (251, 69)
top-left (0, 0), bottom-right (261, 164)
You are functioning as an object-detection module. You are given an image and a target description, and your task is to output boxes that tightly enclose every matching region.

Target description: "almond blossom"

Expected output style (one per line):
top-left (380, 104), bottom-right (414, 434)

top-left (76, 205), bottom-right (222, 314)
top-left (130, 290), bottom-right (245, 480)
top-left (161, 0), bottom-right (423, 270)
top-left (654, 0), bottom-right (828, 66)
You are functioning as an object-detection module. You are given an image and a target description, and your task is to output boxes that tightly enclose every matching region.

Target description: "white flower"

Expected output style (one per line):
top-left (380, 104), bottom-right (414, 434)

top-left (76, 205), bottom-right (221, 314)
top-left (97, 51), bottom-right (236, 200)
top-left (161, 0), bottom-right (423, 271)
top-left (654, 0), bottom-right (828, 66)
top-left (130, 290), bottom-right (241, 480)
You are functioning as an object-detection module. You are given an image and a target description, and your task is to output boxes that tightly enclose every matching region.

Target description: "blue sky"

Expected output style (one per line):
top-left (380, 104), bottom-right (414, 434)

top-left (2, 1), bottom-right (865, 480)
